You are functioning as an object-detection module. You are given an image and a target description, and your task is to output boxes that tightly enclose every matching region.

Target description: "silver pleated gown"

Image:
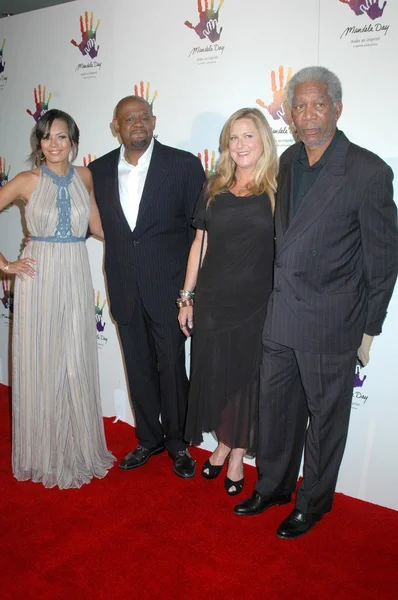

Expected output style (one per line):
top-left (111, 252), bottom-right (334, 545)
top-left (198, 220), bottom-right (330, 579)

top-left (12, 164), bottom-right (115, 488)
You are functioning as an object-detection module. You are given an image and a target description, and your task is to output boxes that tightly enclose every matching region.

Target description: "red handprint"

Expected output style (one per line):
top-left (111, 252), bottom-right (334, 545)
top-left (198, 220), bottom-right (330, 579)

top-left (0, 157), bottom-right (11, 187)
top-left (83, 154), bottom-right (97, 167)
top-left (256, 66), bottom-right (293, 125)
top-left (198, 149), bottom-right (216, 177)
top-left (133, 81), bottom-right (158, 108)
top-left (71, 11), bottom-right (100, 59)
top-left (26, 85), bottom-right (52, 122)
top-left (185, 0), bottom-right (225, 43)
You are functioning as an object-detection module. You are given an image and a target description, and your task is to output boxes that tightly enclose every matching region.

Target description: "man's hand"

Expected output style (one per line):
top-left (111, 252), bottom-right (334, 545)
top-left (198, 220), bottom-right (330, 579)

top-left (357, 333), bottom-right (374, 367)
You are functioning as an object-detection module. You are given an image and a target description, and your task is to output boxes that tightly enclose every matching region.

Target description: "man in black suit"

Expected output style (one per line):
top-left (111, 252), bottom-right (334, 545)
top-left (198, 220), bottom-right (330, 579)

top-left (88, 96), bottom-right (206, 478)
top-left (235, 66), bottom-right (398, 537)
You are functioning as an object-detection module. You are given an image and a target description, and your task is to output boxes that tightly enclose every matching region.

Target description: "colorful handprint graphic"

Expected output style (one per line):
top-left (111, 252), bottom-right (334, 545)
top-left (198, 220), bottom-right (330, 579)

top-left (185, 0), bottom-right (225, 43)
top-left (354, 364), bottom-right (367, 388)
top-left (198, 149), bottom-right (216, 177)
top-left (133, 81), bottom-right (158, 109)
top-left (0, 157), bottom-right (11, 188)
top-left (95, 290), bottom-right (106, 332)
top-left (26, 85), bottom-right (52, 122)
top-left (256, 66), bottom-right (293, 126)
top-left (339, 0), bottom-right (387, 20)
top-left (71, 11), bottom-right (100, 58)
top-left (83, 154), bottom-right (97, 167)
top-left (1, 279), bottom-right (14, 313)
top-left (0, 39), bottom-right (5, 74)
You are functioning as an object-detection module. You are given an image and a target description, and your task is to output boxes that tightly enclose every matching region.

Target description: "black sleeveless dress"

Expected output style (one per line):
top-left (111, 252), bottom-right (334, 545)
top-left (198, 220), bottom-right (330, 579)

top-left (184, 189), bottom-right (274, 454)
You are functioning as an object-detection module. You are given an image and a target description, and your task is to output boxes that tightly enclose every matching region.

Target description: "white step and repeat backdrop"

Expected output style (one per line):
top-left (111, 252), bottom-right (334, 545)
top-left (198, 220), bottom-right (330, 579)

top-left (0, 0), bottom-right (397, 509)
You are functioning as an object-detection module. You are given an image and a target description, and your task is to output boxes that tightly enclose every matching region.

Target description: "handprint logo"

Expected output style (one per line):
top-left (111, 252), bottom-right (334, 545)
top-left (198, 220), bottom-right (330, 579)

top-left (71, 11), bottom-right (100, 58)
top-left (133, 81), bottom-right (158, 109)
top-left (256, 66), bottom-right (293, 126)
top-left (0, 39), bottom-right (5, 74)
top-left (1, 279), bottom-right (14, 313)
top-left (339, 0), bottom-right (387, 20)
top-left (26, 85), bottom-right (52, 122)
top-left (198, 149), bottom-right (216, 177)
top-left (82, 154), bottom-right (97, 167)
top-left (354, 364), bottom-right (367, 388)
top-left (185, 0), bottom-right (225, 43)
top-left (0, 157), bottom-right (11, 188)
top-left (95, 290), bottom-right (106, 332)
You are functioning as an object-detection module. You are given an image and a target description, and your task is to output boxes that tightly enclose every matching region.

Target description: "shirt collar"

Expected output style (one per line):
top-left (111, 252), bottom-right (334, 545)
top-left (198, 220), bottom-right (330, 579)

top-left (119, 137), bottom-right (154, 168)
top-left (297, 129), bottom-right (341, 170)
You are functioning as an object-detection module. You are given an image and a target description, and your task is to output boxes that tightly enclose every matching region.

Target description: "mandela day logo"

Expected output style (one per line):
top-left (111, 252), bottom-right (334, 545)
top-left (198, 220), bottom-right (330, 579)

top-left (82, 154), bottom-right (97, 167)
top-left (26, 85), bottom-right (51, 122)
top-left (133, 80), bottom-right (158, 109)
top-left (0, 279), bottom-right (14, 326)
top-left (95, 290), bottom-right (108, 348)
top-left (71, 10), bottom-right (102, 78)
top-left (185, 0), bottom-right (226, 65)
top-left (198, 149), bottom-right (216, 177)
top-left (0, 157), bottom-right (11, 188)
top-left (339, 1), bottom-right (390, 48)
top-left (0, 39), bottom-right (7, 90)
top-left (352, 362), bottom-right (369, 409)
top-left (256, 66), bottom-right (295, 149)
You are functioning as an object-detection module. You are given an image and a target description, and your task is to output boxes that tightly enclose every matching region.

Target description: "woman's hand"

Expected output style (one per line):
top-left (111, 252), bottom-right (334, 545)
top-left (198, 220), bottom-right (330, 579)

top-left (2, 258), bottom-right (36, 280)
top-left (178, 306), bottom-right (194, 338)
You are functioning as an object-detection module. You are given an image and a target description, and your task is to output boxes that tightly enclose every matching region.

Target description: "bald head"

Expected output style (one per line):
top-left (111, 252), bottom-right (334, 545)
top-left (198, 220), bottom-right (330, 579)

top-left (114, 95), bottom-right (153, 119)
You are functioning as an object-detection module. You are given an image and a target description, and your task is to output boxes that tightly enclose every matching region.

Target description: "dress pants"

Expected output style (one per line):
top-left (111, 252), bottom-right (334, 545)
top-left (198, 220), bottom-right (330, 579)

top-left (255, 339), bottom-right (357, 515)
top-left (117, 287), bottom-right (189, 454)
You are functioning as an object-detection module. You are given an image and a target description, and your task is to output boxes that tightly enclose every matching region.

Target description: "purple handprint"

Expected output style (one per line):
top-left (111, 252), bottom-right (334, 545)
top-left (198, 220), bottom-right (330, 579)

top-left (0, 39), bottom-right (5, 74)
top-left (185, 0), bottom-right (225, 43)
top-left (339, 0), bottom-right (387, 20)
top-left (71, 11), bottom-right (100, 59)
top-left (1, 279), bottom-right (14, 313)
top-left (95, 290), bottom-right (106, 332)
top-left (354, 364), bottom-right (367, 388)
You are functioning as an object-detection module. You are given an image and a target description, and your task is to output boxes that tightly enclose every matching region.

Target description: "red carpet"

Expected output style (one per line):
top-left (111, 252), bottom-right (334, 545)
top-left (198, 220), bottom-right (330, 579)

top-left (1, 383), bottom-right (397, 600)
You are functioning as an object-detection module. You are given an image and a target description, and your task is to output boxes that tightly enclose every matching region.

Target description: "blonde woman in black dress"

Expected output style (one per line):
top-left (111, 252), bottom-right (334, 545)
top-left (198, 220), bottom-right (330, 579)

top-left (179, 108), bottom-right (278, 495)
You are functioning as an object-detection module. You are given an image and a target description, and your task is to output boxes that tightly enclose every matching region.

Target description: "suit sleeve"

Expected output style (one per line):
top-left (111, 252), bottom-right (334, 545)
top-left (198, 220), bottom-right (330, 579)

top-left (184, 156), bottom-right (206, 241)
top-left (359, 163), bottom-right (398, 335)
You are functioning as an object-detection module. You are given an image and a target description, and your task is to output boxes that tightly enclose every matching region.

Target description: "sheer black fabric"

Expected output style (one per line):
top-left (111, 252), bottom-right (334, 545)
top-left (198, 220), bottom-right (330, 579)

top-left (185, 190), bottom-right (274, 454)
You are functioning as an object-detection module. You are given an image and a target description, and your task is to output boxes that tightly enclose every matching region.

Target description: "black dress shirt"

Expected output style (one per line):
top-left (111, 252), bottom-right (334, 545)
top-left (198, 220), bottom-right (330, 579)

top-left (291, 129), bottom-right (342, 218)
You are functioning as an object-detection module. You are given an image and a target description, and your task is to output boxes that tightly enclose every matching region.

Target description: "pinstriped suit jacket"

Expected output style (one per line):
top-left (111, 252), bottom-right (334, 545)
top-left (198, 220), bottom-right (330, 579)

top-left (88, 140), bottom-right (206, 324)
top-left (263, 132), bottom-right (398, 354)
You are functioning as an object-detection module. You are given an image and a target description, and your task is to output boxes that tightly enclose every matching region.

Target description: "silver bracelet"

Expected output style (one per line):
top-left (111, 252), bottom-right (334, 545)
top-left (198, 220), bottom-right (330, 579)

top-left (179, 289), bottom-right (195, 299)
top-left (2, 261), bottom-right (10, 272)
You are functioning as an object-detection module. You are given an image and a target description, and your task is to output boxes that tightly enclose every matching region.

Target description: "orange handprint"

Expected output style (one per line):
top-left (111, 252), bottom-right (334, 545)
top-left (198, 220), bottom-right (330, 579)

top-left (256, 66), bottom-right (293, 125)
top-left (26, 84), bottom-right (52, 122)
top-left (198, 149), bottom-right (216, 177)
top-left (71, 11), bottom-right (100, 58)
top-left (133, 81), bottom-right (158, 108)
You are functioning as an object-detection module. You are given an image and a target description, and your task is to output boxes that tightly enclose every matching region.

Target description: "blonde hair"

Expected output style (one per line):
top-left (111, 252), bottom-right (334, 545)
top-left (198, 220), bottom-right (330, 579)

top-left (207, 108), bottom-right (278, 210)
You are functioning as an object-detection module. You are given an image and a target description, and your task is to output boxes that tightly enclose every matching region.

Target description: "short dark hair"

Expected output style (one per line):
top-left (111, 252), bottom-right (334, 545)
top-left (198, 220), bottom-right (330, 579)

top-left (30, 109), bottom-right (80, 167)
top-left (114, 95), bottom-right (153, 119)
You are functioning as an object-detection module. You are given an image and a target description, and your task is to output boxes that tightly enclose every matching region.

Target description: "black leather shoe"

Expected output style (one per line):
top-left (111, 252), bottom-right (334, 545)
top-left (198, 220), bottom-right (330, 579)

top-left (234, 491), bottom-right (292, 516)
top-left (170, 449), bottom-right (196, 479)
top-left (276, 509), bottom-right (323, 539)
top-left (119, 444), bottom-right (165, 470)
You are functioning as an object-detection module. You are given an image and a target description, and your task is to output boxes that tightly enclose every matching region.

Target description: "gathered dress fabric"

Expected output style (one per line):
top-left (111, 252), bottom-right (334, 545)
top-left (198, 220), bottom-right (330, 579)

top-left (12, 165), bottom-right (115, 489)
top-left (185, 190), bottom-right (274, 454)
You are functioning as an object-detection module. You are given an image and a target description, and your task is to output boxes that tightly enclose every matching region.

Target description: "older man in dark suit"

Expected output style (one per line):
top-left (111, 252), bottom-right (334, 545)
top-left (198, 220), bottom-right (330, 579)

top-left (235, 66), bottom-right (398, 537)
top-left (88, 96), bottom-right (205, 478)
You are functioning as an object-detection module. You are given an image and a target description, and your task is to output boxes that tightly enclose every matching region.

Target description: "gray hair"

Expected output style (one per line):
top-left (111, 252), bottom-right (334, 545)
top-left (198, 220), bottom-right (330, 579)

top-left (286, 66), bottom-right (342, 107)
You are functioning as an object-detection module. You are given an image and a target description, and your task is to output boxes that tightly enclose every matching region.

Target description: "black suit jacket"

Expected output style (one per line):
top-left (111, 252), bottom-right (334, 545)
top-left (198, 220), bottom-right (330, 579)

top-left (88, 140), bottom-right (206, 324)
top-left (263, 132), bottom-right (398, 354)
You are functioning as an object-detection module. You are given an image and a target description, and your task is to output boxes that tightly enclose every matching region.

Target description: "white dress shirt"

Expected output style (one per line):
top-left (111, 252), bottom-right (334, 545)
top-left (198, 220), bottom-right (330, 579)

top-left (118, 137), bottom-right (154, 231)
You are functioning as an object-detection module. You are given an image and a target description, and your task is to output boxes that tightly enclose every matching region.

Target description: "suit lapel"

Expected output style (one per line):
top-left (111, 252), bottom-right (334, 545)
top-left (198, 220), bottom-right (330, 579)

top-left (276, 153), bottom-right (297, 237)
top-left (104, 148), bottom-right (131, 230)
top-left (279, 134), bottom-right (350, 253)
top-left (135, 140), bottom-right (169, 227)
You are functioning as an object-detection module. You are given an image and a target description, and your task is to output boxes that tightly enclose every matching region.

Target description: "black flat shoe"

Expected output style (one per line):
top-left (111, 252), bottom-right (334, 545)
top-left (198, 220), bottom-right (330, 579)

top-left (276, 509), bottom-right (323, 539)
top-left (201, 459), bottom-right (224, 479)
top-left (234, 491), bottom-right (292, 516)
top-left (224, 476), bottom-right (244, 496)
top-left (119, 443), bottom-right (165, 470)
